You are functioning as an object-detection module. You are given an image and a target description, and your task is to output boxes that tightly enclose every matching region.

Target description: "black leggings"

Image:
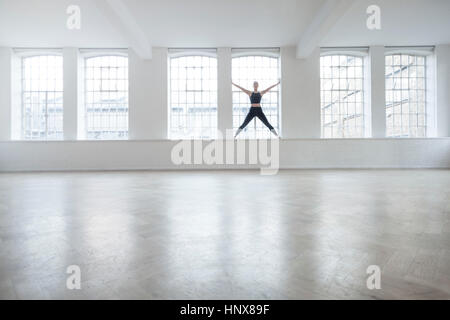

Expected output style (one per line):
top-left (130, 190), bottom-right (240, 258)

top-left (239, 107), bottom-right (274, 130)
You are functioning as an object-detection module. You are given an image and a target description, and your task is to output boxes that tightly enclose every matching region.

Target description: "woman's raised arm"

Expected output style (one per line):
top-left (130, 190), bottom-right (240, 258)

top-left (232, 82), bottom-right (252, 96)
top-left (261, 80), bottom-right (280, 95)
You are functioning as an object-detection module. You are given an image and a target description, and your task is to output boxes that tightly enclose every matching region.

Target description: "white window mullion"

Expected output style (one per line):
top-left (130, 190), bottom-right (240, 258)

top-left (385, 53), bottom-right (428, 137)
top-left (168, 52), bottom-right (218, 139)
top-left (18, 53), bottom-right (64, 140)
top-left (320, 53), bottom-right (366, 138)
top-left (231, 52), bottom-right (281, 139)
top-left (83, 54), bottom-right (129, 140)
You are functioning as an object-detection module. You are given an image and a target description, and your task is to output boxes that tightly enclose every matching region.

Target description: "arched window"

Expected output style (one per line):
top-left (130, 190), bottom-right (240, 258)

top-left (168, 53), bottom-right (218, 139)
top-left (385, 53), bottom-right (427, 137)
top-left (232, 53), bottom-right (280, 139)
top-left (83, 55), bottom-right (128, 140)
top-left (21, 54), bottom-right (63, 140)
top-left (320, 54), bottom-right (365, 138)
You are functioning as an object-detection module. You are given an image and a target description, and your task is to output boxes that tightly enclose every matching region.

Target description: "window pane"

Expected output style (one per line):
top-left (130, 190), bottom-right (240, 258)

top-left (385, 54), bottom-right (427, 137)
top-left (320, 55), bottom-right (365, 138)
top-left (169, 54), bottom-right (218, 139)
top-left (84, 55), bottom-right (129, 140)
top-left (232, 54), bottom-right (280, 139)
top-left (21, 55), bottom-right (63, 140)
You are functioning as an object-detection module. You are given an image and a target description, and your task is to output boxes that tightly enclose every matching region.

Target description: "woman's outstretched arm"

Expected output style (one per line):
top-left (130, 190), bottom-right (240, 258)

top-left (232, 82), bottom-right (252, 96)
top-left (261, 80), bottom-right (280, 95)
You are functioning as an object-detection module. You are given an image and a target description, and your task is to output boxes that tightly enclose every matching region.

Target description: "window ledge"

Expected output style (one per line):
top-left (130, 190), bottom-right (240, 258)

top-left (1, 137), bottom-right (449, 143)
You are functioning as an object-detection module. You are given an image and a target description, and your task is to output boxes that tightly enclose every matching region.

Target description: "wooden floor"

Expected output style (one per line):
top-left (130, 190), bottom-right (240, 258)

top-left (0, 169), bottom-right (449, 299)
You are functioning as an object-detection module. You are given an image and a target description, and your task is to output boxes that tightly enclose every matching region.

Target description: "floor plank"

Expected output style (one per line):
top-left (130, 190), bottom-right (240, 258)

top-left (0, 169), bottom-right (449, 299)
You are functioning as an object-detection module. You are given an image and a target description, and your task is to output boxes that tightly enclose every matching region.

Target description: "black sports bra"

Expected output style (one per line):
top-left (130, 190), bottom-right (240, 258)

top-left (250, 92), bottom-right (262, 104)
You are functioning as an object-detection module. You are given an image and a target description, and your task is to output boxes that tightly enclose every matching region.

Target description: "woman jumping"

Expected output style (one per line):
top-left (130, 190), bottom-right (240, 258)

top-left (232, 80), bottom-right (280, 137)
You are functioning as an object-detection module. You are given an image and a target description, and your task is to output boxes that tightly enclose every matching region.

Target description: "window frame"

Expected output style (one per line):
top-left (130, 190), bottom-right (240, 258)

top-left (167, 49), bottom-right (218, 140)
top-left (16, 51), bottom-right (64, 140)
top-left (384, 48), bottom-right (434, 138)
top-left (320, 49), bottom-right (370, 138)
top-left (231, 49), bottom-right (281, 139)
top-left (80, 51), bottom-right (129, 140)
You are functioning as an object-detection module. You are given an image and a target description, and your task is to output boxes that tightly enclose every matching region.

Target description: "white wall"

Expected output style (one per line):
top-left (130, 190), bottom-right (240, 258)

top-left (281, 47), bottom-right (321, 138)
top-left (436, 44), bottom-right (450, 137)
top-left (0, 139), bottom-right (448, 171)
top-left (0, 47), bottom-right (12, 141)
top-left (129, 47), bottom-right (168, 140)
top-left (217, 48), bottom-right (233, 134)
top-left (63, 47), bottom-right (79, 140)
top-left (370, 46), bottom-right (386, 138)
top-left (0, 45), bottom-right (449, 172)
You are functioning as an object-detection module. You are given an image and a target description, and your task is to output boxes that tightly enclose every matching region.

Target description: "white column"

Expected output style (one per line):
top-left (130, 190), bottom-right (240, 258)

top-left (63, 47), bottom-right (79, 140)
top-left (282, 46), bottom-right (321, 138)
top-left (435, 44), bottom-right (450, 137)
top-left (370, 46), bottom-right (386, 138)
top-left (129, 47), bottom-right (166, 140)
top-left (128, 48), bottom-right (148, 140)
top-left (0, 47), bottom-right (12, 141)
top-left (217, 48), bottom-right (233, 135)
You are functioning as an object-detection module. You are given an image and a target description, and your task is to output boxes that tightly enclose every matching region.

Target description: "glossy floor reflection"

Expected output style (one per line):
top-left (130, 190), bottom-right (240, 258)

top-left (0, 170), bottom-right (449, 299)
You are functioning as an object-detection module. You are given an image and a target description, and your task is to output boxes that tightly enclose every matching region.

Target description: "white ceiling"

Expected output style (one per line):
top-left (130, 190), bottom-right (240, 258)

top-left (0, 0), bottom-right (325, 48)
top-left (125, 0), bottom-right (325, 47)
top-left (0, 0), bottom-right (449, 49)
top-left (0, 0), bottom-right (127, 47)
top-left (322, 0), bottom-right (450, 47)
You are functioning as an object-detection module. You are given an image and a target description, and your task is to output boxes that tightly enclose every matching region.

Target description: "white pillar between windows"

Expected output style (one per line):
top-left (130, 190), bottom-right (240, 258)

top-left (129, 48), bottom-right (148, 140)
top-left (370, 46), bottom-right (386, 138)
top-left (217, 47), bottom-right (233, 135)
top-left (435, 44), bottom-right (450, 137)
top-left (129, 47), bottom-right (166, 140)
top-left (282, 46), bottom-right (320, 139)
top-left (0, 47), bottom-right (12, 141)
top-left (63, 47), bottom-right (79, 140)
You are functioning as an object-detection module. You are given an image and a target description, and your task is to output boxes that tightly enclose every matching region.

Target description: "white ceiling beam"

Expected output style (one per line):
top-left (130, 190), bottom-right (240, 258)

top-left (93, 0), bottom-right (152, 59)
top-left (296, 0), bottom-right (356, 59)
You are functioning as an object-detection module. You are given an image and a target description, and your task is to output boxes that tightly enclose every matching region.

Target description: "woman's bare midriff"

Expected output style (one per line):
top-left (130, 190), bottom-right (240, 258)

top-left (251, 104), bottom-right (261, 107)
